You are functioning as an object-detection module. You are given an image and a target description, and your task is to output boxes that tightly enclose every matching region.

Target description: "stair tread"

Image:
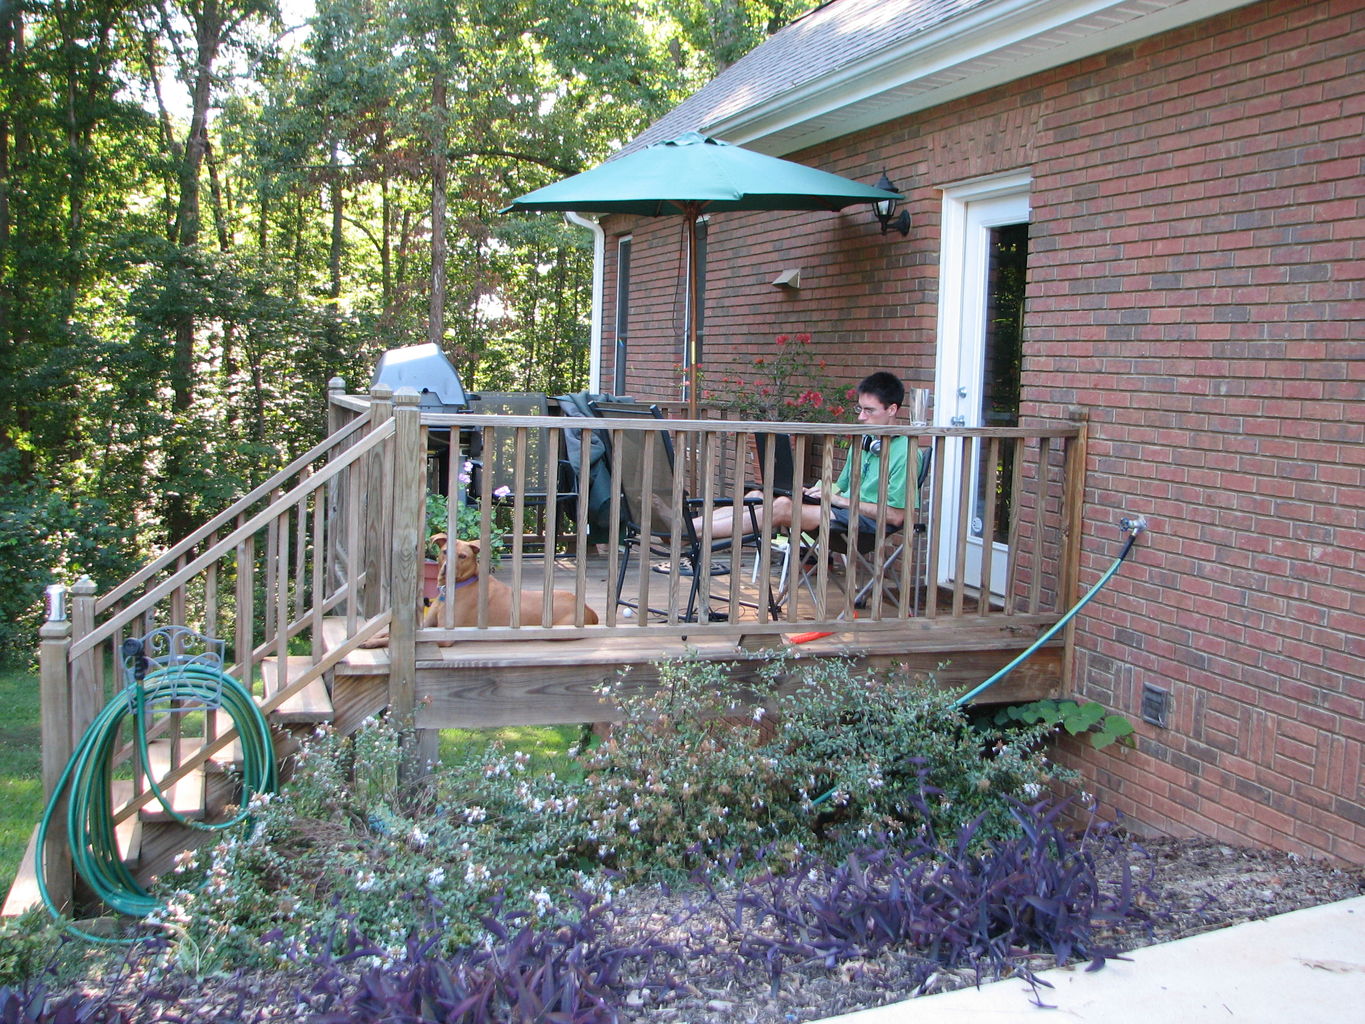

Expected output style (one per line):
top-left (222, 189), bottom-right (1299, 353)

top-left (321, 617), bottom-right (390, 668)
top-left (3, 793), bottom-right (144, 917)
top-left (1, 826), bottom-right (41, 916)
top-left (261, 655), bottom-right (333, 723)
top-left (108, 781), bottom-right (145, 858)
top-left (138, 742), bottom-right (206, 821)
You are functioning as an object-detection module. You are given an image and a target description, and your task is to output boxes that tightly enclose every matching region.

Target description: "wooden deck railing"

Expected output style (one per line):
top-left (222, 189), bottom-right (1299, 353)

top-left (38, 384), bottom-right (410, 908)
top-left (325, 391), bottom-right (1086, 644)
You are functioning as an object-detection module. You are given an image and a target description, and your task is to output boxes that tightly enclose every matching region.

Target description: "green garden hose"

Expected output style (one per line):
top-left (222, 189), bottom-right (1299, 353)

top-left (952, 516), bottom-right (1147, 708)
top-left (36, 656), bottom-right (277, 942)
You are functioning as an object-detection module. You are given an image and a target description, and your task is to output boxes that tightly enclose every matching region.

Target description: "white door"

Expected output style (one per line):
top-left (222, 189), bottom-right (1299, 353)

top-left (934, 175), bottom-right (1030, 601)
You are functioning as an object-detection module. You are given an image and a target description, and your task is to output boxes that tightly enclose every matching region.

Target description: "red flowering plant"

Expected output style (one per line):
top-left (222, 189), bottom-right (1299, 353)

top-left (700, 333), bottom-right (853, 423)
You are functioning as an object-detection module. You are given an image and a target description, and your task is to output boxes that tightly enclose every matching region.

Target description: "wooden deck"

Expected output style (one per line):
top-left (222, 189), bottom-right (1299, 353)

top-left (21, 391), bottom-right (1089, 916)
top-left (324, 551), bottom-right (1062, 732)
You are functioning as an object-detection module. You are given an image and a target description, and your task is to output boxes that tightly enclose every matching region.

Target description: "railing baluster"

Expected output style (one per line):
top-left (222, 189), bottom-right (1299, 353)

top-left (604, 425), bottom-right (627, 626)
top-left (786, 433), bottom-right (808, 622)
top-left (264, 493), bottom-right (280, 644)
top-left (345, 458), bottom-right (362, 631)
top-left (235, 513), bottom-right (255, 691)
top-left (951, 437), bottom-right (974, 617)
top-left (1005, 437), bottom-right (1024, 615)
top-left (294, 471), bottom-right (310, 621)
top-left (1029, 437), bottom-right (1050, 615)
top-left (509, 426), bottom-right (527, 626)
top-left (274, 505), bottom-right (290, 700)
top-left (476, 424), bottom-right (494, 630)
top-left (925, 435), bottom-right (946, 619)
top-left (979, 436), bottom-right (1000, 612)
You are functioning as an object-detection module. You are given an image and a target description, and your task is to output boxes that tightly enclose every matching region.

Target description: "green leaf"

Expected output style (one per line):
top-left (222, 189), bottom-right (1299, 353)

top-left (1061, 702), bottom-right (1106, 735)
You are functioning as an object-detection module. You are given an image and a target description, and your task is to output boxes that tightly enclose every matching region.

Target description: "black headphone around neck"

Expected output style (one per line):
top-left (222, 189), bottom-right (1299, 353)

top-left (861, 435), bottom-right (882, 455)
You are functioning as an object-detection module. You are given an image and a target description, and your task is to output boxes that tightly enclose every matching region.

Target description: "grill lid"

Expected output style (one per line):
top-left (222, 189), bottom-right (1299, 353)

top-left (371, 342), bottom-right (470, 410)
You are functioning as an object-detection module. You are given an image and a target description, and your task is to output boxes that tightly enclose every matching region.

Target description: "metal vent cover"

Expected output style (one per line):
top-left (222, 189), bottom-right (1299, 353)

top-left (1140, 683), bottom-right (1170, 728)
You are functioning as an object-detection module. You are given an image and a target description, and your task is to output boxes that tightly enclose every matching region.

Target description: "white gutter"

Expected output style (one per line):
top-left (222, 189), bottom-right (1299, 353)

top-left (565, 211), bottom-right (605, 393)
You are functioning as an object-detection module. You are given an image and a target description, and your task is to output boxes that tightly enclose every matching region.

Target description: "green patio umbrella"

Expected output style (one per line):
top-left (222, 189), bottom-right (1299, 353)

top-left (503, 132), bottom-right (900, 416)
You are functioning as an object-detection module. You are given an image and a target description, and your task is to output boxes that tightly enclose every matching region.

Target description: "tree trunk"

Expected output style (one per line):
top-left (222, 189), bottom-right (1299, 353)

top-left (206, 137), bottom-right (231, 252)
top-left (427, 71), bottom-right (448, 349)
top-left (165, 0), bottom-right (225, 541)
top-left (328, 139), bottom-right (344, 365)
top-left (398, 207), bottom-right (411, 285)
top-left (380, 172), bottom-right (392, 313)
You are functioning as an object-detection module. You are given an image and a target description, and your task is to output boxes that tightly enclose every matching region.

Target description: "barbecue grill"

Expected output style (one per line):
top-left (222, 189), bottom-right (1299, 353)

top-left (372, 342), bottom-right (471, 495)
top-left (371, 342), bottom-right (471, 412)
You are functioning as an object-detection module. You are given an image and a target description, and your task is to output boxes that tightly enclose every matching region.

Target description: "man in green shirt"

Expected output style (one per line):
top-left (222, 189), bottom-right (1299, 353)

top-left (701, 370), bottom-right (910, 540)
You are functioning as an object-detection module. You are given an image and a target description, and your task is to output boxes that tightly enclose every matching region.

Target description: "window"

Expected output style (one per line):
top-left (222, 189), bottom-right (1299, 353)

top-left (694, 219), bottom-right (708, 366)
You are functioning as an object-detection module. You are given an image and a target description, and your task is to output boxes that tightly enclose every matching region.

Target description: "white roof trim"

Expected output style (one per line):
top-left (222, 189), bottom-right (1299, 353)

top-left (708, 0), bottom-right (1261, 155)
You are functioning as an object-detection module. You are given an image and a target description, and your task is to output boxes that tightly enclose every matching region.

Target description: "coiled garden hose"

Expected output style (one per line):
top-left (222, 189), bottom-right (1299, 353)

top-left (808, 516), bottom-right (1148, 810)
top-left (36, 659), bottom-right (277, 942)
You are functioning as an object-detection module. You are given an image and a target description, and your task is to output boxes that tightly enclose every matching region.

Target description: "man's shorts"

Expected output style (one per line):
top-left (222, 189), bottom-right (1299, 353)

top-left (829, 505), bottom-right (884, 536)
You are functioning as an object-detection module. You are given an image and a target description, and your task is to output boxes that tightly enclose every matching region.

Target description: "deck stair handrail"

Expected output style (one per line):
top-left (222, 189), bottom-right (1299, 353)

top-left (70, 419), bottom-right (391, 660)
top-left (34, 386), bottom-right (408, 915)
top-left (94, 411), bottom-right (375, 616)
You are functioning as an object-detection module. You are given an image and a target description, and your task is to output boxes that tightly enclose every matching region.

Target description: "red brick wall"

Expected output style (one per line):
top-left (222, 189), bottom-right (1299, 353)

top-left (602, 0), bottom-right (1364, 862)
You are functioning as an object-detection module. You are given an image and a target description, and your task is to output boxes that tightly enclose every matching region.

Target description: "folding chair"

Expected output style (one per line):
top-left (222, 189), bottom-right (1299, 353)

top-left (468, 392), bottom-right (578, 548)
top-left (591, 400), bottom-right (778, 622)
top-left (800, 443), bottom-right (932, 616)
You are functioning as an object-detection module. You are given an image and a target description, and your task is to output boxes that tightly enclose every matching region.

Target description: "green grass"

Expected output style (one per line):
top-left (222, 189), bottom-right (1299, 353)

top-left (0, 658), bottom-right (43, 898)
top-left (439, 724), bottom-right (586, 779)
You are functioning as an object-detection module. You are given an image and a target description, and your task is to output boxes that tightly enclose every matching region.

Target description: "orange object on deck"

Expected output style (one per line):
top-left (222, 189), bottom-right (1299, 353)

top-left (785, 612), bottom-right (856, 645)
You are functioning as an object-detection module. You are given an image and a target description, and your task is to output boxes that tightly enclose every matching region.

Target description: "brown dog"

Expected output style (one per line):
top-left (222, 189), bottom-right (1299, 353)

top-left (427, 536), bottom-right (599, 634)
top-left (363, 534), bottom-right (598, 646)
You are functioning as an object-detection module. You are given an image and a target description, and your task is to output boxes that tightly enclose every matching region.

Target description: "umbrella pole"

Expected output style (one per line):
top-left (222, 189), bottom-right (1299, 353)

top-left (683, 210), bottom-right (700, 493)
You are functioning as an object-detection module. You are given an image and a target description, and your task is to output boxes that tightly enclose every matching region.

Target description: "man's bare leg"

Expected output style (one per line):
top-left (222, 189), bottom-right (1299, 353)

top-left (696, 494), bottom-right (810, 541)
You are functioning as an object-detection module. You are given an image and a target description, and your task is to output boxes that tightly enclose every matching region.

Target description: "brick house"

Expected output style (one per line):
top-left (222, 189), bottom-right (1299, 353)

top-left (576, 0), bottom-right (1365, 861)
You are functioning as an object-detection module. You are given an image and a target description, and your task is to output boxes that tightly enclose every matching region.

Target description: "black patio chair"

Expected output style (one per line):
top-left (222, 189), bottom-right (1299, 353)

top-left (589, 399), bottom-right (779, 623)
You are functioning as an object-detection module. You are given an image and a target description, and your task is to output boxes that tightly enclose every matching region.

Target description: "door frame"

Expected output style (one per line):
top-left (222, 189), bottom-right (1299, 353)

top-left (933, 172), bottom-right (1031, 598)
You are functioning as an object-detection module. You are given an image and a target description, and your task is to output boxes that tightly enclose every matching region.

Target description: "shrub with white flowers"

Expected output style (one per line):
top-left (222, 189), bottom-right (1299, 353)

top-left (162, 656), bottom-right (1069, 968)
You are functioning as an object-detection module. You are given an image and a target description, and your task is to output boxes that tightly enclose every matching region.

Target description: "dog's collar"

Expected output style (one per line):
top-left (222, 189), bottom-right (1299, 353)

top-left (436, 576), bottom-right (478, 602)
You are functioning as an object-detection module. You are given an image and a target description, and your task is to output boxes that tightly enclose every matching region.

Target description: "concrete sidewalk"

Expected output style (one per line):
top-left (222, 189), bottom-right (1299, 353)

top-left (821, 895), bottom-right (1365, 1023)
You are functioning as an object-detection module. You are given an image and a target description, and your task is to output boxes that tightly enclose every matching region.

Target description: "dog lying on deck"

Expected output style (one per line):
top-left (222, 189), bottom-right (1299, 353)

top-left (361, 533), bottom-right (598, 647)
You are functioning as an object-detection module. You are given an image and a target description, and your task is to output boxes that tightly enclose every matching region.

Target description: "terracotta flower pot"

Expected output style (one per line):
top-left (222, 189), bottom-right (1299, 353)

top-left (423, 558), bottom-right (442, 602)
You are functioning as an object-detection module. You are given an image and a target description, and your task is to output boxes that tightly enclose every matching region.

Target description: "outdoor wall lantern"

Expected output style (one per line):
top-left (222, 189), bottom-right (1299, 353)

top-left (872, 172), bottom-right (910, 236)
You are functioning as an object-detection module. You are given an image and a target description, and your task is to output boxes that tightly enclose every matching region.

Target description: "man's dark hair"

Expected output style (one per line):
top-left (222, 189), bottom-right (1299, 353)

top-left (856, 371), bottom-right (905, 410)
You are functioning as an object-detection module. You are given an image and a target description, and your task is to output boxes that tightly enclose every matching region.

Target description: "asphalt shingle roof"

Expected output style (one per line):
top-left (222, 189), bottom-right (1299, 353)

top-left (626, 0), bottom-right (990, 155)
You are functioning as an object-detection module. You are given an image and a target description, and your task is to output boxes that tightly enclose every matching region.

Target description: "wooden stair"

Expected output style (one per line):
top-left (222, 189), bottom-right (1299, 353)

top-left (261, 656), bottom-right (334, 724)
top-left (2, 666), bottom-right (337, 916)
top-left (138, 741), bottom-right (206, 822)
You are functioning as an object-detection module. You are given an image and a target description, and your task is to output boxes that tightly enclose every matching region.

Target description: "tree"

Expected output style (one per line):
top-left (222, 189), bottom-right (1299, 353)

top-left (662, 0), bottom-right (815, 74)
top-left (0, 0), bottom-right (734, 627)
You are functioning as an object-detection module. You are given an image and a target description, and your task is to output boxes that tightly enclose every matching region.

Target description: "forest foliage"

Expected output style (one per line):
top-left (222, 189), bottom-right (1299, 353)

top-left (0, 0), bottom-right (816, 651)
